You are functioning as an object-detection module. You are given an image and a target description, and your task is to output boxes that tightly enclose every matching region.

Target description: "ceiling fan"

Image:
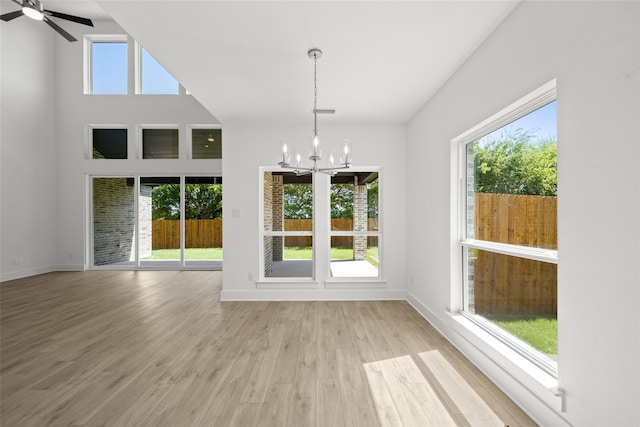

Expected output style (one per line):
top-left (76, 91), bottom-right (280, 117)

top-left (1, 0), bottom-right (94, 42)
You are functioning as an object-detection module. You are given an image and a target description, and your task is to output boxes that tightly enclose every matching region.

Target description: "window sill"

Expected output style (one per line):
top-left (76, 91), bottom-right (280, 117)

top-left (447, 311), bottom-right (565, 413)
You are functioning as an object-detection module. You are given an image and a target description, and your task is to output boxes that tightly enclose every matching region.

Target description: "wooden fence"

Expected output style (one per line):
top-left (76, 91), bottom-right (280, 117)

top-left (152, 219), bottom-right (222, 249)
top-left (151, 194), bottom-right (557, 316)
top-left (472, 193), bottom-right (557, 316)
top-left (283, 219), bottom-right (379, 247)
top-left (151, 218), bottom-right (378, 249)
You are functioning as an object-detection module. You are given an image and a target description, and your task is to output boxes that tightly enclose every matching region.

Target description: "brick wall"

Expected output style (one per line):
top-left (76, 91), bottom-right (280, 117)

top-left (264, 172), bottom-right (273, 276)
top-left (93, 178), bottom-right (135, 265)
top-left (353, 176), bottom-right (368, 260)
top-left (272, 174), bottom-right (284, 261)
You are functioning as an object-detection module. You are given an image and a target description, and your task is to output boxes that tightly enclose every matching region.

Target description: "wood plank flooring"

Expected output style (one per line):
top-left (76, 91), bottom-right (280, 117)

top-left (0, 271), bottom-right (537, 426)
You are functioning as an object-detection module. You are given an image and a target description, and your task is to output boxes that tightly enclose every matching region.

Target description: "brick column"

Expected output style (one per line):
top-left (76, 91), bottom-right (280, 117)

top-left (263, 172), bottom-right (273, 276)
top-left (272, 175), bottom-right (284, 261)
top-left (353, 176), bottom-right (368, 261)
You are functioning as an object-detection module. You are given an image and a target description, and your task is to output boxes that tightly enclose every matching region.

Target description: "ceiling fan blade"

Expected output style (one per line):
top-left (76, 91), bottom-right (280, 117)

top-left (1, 10), bottom-right (24, 22)
top-left (44, 10), bottom-right (93, 27)
top-left (43, 16), bottom-right (76, 42)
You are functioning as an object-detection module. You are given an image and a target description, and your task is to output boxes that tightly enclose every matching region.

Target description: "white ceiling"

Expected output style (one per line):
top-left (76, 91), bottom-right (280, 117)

top-left (8, 0), bottom-right (521, 124)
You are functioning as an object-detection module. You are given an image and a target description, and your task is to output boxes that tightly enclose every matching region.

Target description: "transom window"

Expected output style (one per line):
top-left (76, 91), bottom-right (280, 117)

top-left (141, 128), bottom-right (179, 159)
top-left (91, 128), bottom-right (127, 159)
top-left (84, 35), bottom-right (128, 94)
top-left (455, 81), bottom-right (558, 375)
top-left (136, 44), bottom-right (179, 95)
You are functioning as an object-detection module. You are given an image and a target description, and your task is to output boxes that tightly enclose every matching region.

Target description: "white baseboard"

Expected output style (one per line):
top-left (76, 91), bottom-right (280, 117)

top-left (1, 265), bottom-right (55, 282)
top-left (221, 288), bottom-right (407, 301)
top-left (1, 264), bottom-right (85, 282)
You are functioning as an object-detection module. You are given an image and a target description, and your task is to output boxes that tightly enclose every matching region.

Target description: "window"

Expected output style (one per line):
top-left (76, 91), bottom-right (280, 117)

top-left (84, 35), bottom-right (128, 94)
top-left (139, 176), bottom-right (181, 267)
top-left (91, 128), bottom-right (127, 159)
top-left (136, 44), bottom-right (179, 94)
top-left (91, 176), bottom-right (222, 269)
top-left (191, 128), bottom-right (222, 159)
top-left (259, 168), bottom-right (384, 282)
top-left (141, 128), bottom-right (179, 159)
top-left (262, 171), bottom-right (313, 279)
top-left (455, 81), bottom-right (557, 374)
top-left (184, 177), bottom-right (223, 266)
top-left (92, 177), bottom-right (136, 266)
top-left (330, 171), bottom-right (380, 278)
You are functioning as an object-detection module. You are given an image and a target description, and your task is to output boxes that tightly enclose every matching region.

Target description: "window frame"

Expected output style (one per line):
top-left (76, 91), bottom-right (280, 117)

top-left (88, 174), bottom-right (222, 270)
top-left (453, 80), bottom-right (558, 377)
top-left (83, 34), bottom-right (129, 95)
top-left (259, 168), bottom-right (316, 283)
top-left (327, 167), bottom-right (383, 281)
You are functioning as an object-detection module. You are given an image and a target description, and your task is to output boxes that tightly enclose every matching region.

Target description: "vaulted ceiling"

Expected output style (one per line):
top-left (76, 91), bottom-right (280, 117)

top-left (8, 1), bottom-right (521, 124)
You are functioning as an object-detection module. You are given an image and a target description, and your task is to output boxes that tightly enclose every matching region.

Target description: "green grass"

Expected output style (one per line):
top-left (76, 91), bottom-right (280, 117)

top-left (285, 246), bottom-right (378, 267)
top-left (484, 314), bottom-right (557, 356)
top-left (146, 248), bottom-right (223, 260)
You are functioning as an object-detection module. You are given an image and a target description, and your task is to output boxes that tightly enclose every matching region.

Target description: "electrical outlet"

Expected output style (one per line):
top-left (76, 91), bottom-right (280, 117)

top-left (248, 273), bottom-right (254, 281)
top-left (12, 257), bottom-right (24, 265)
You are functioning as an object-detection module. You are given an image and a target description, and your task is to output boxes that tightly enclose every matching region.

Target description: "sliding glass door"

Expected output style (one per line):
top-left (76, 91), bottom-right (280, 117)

top-left (139, 176), bottom-right (181, 267)
top-left (91, 175), bottom-right (222, 269)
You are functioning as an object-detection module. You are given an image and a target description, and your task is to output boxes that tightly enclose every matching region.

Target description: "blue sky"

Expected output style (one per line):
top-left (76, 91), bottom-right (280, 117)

top-left (92, 42), bottom-right (178, 94)
top-left (480, 101), bottom-right (557, 144)
top-left (141, 48), bottom-right (178, 94)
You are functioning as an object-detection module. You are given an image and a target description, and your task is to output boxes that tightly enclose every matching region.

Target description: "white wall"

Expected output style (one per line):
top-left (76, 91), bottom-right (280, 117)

top-left (221, 122), bottom-right (407, 300)
top-left (406, 2), bottom-right (639, 426)
top-left (1, 14), bottom-right (58, 281)
top-left (53, 20), bottom-right (219, 270)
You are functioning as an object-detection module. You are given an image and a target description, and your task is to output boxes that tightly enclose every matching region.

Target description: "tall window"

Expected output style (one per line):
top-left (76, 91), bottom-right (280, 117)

top-left (456, 82), bottom-right (558, 374)
top-left (262, 171), bottom-right (313, 279)
top-left (137, 44), bottom-right (179, 94)
top-left (330, 171), bottom-right (380, 278)
top-left (84, 35), bottom-right (128, 94)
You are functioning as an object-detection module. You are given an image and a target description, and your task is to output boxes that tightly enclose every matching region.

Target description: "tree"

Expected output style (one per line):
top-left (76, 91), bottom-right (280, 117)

top-left (473, 129), bottom-right (557, 196)
top-left (152, 184), bottom-right (222, 220)
top-left (283, 183), bottom-right (313, 219)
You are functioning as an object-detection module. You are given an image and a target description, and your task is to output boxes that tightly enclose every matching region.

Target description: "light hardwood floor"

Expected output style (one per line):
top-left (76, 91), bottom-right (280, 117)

top-left (0, 271), bottom-right (537, 426)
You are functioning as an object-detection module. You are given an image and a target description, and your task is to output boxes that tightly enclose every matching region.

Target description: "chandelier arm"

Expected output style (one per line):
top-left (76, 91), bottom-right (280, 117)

top-left (317, 164), bottom-right (350, 173)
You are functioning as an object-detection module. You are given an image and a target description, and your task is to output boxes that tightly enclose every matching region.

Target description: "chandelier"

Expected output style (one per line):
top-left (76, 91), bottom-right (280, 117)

top-left (278, 48), bottom-right (352, 175)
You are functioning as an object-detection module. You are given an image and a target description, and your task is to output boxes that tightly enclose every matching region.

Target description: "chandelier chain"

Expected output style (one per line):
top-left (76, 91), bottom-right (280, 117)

top-left (313, 53), bottom-right (318, 114)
